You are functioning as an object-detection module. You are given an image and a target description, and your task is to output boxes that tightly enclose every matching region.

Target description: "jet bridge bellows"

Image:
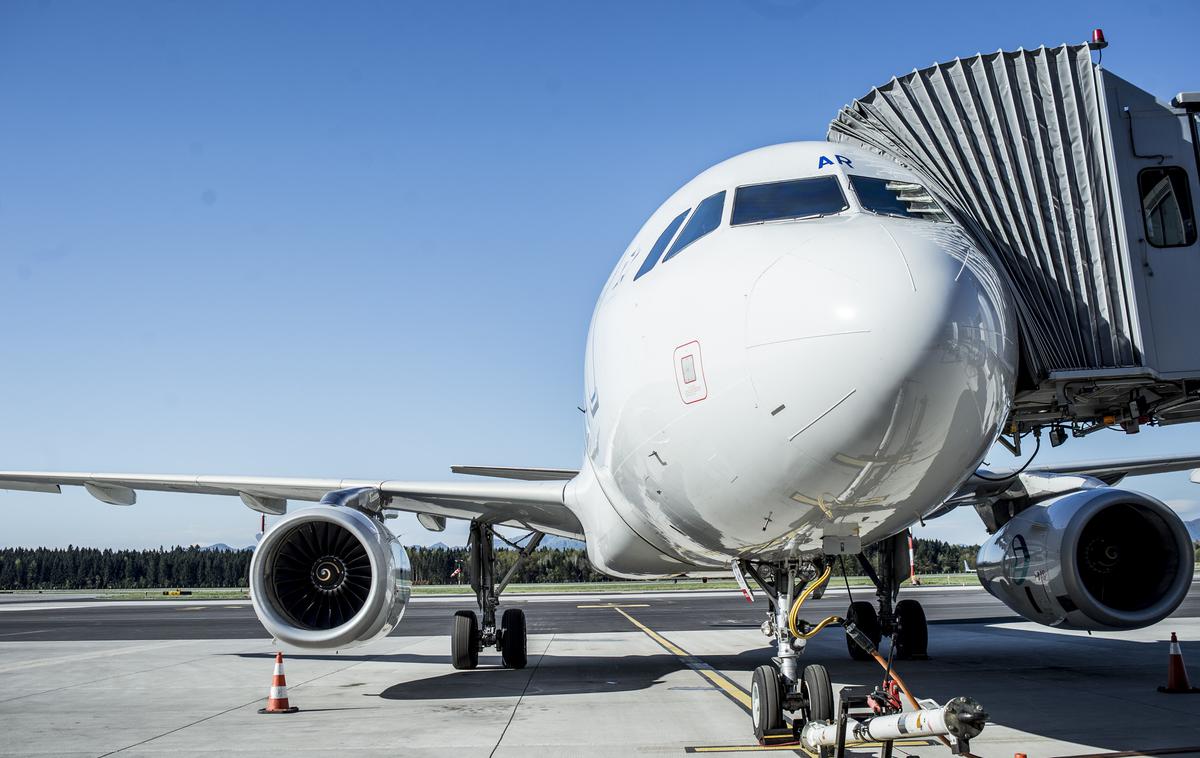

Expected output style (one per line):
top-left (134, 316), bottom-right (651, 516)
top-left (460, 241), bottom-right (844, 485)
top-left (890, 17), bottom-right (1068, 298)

top-left (828, 42), bottom-right (1200, 431)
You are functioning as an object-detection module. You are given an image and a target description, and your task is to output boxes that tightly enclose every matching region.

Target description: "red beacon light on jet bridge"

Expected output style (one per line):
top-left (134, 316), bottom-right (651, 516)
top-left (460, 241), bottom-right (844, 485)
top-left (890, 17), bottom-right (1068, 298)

top-left (1089, 28), bottom-right (1108, 50)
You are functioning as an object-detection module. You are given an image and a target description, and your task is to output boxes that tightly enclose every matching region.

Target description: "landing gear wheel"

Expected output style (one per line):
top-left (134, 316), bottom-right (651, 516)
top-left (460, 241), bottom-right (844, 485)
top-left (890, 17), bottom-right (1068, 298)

top-left (499, 608), bottom-right (527, 669)
top-left (800, 664), bottom-right (834, 756)
top-left (750, 664), bottom-right (784, 744)
top-left (801, 663), bottom-right (833, 724)
top-left (894, 598), bottom-right (928, 659)
top-left (845, 600), bottom-right (881, 661)
top-left (451, 610), bottom-right (480, 669)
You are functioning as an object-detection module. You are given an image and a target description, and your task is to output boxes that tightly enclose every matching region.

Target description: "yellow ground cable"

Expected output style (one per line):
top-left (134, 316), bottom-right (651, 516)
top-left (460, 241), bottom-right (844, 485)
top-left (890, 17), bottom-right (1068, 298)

top-left (795, 614), bottom-right (843, 639)
top-left (786, 564), bottom-right (832, 637)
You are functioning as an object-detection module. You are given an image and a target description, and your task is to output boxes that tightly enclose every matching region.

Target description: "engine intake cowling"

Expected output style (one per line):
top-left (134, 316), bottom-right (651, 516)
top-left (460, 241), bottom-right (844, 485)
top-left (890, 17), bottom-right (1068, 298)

top-left (250, 505), bottom-right (411, 649)
top-left (976, 488), bottom-right (1193, 630)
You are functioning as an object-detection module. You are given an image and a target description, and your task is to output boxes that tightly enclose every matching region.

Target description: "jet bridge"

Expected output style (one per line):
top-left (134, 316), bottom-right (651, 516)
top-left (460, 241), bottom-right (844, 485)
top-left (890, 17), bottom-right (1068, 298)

top-left (828, 37), bottom-right (1200, 441)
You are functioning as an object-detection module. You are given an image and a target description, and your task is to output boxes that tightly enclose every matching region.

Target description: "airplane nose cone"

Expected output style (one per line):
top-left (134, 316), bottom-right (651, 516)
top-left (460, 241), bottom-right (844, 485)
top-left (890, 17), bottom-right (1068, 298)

top-left (745, 218), bottom-right (1016, 527)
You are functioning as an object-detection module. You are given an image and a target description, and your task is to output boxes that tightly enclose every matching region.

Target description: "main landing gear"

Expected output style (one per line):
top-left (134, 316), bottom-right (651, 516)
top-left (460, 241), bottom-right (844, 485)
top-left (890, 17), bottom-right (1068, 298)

top-left (450, 520), bottom-right (543, 670)
top-left (741, 561), bottom-right (835, 745)
top-left (844, 531), bottom-right (928, 662)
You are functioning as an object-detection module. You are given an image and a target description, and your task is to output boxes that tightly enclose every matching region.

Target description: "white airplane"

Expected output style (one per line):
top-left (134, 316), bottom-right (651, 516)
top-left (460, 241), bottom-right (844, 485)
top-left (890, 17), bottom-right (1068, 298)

top-left (3, 141), bottom-right (1197, 741)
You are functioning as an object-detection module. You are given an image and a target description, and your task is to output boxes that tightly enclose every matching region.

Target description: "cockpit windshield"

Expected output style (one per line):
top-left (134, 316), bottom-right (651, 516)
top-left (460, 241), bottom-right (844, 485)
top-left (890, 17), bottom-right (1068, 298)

top-left (731, 176), bottom-right (848, 226)
top-left (849, 175), bottom-right (950, 222)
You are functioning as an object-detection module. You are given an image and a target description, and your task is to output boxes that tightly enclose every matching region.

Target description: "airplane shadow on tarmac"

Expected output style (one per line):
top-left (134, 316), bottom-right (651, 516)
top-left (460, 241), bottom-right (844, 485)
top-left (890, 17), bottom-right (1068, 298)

top-left (237, 651), bottom-right (706, 700)
top-left (237, 621), bottom-right (1200, 754)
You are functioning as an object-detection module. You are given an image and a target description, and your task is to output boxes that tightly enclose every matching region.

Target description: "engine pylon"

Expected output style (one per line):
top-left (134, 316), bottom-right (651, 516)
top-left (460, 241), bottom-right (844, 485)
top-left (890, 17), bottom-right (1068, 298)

top-left (1158, 632), bottom-right (1200, 694)
top-left (259, 651), bottom-right (300, 713)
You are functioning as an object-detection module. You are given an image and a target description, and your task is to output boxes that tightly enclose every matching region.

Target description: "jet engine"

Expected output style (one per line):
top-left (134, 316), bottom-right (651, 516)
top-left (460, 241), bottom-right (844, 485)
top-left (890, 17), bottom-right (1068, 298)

top-left (249, 505), bottom-right (412, 649)
top-left (976, 488), bottom-right (1193, 630)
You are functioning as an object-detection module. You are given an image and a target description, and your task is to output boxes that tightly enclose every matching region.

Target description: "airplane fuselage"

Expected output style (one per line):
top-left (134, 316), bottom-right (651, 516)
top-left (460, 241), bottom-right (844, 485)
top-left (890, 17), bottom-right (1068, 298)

top-left (566, 142), bottom-right (1017, 577)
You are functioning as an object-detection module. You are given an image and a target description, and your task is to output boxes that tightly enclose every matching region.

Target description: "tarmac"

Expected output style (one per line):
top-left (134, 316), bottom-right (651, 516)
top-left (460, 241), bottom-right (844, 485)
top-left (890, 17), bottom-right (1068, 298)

top-left (2, 585), bottom-right (1200, 757)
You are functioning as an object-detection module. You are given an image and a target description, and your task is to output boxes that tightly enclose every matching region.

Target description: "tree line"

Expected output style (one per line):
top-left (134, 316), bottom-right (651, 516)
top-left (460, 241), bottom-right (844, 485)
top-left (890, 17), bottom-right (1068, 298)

top-left (0, 546), bottom-right (253, 590)
top-left (0, 538), bottom-right (983, 590)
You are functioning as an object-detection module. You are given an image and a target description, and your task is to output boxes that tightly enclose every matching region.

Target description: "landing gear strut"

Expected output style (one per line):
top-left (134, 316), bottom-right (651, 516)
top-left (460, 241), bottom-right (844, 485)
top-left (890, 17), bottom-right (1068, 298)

top-left (742, 560), bottom-right (835, 747)
top-left (450, 520), bottom-right (542, 670)
top-left (846, 531), bottom-right (928, 661)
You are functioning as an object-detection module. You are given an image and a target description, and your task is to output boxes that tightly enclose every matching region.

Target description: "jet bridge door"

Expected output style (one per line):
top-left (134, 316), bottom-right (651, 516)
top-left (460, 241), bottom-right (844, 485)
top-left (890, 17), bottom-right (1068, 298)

top-left (1101, 70), bottom-right (1200, 377)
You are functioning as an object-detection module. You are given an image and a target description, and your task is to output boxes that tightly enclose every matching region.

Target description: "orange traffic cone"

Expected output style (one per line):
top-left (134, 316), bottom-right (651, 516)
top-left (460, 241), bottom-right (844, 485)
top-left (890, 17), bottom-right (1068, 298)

top-left (1157, 632), bottom-right (1200, 694)
top-left (258, 651), bottom-right (300, 713)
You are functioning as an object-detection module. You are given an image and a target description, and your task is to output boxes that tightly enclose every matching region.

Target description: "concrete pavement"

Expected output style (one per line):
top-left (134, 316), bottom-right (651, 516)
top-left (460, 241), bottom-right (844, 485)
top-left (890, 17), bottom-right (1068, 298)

top-left (2, 587), bottom-right (1200, 757)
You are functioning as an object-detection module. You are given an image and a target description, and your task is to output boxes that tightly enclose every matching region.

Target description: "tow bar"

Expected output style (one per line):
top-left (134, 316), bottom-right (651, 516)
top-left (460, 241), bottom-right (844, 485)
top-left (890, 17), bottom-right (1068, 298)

top-left (799, 688), bottom-right (987, 756)
top-left (785, 620), bottom-right (987, 755)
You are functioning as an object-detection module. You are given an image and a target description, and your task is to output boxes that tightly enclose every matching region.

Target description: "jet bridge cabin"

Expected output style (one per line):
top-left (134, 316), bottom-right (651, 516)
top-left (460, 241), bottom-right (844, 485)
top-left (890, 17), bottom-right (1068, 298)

top-left (828, 40), bottom-right (1200, 440)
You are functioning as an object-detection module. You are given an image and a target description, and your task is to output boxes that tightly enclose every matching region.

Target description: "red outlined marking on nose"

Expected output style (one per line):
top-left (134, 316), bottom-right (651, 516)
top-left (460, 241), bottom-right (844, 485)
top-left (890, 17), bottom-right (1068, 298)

top-left (673, 340), bottom-right (708, 404)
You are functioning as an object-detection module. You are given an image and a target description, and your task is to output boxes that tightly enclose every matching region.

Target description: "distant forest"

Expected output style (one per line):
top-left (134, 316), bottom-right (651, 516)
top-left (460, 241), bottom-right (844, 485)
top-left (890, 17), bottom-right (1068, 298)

top-left (0, 539), bottom-right (982, 590)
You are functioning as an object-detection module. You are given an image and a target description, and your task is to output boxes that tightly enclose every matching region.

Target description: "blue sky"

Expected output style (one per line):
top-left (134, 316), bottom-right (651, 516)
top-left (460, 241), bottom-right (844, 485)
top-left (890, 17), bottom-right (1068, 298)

top-left (2, 1), bottom-right (1199, 550)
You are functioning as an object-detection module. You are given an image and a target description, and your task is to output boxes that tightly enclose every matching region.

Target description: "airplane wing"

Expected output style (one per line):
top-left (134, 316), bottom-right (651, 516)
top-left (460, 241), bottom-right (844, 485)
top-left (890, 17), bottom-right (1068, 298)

top-left (928, 453), bottom-right (1200, 525)
top-left (0, 470), bottom-right (584, 539)
top-left (1024, 454), bottom-right (1200, 485)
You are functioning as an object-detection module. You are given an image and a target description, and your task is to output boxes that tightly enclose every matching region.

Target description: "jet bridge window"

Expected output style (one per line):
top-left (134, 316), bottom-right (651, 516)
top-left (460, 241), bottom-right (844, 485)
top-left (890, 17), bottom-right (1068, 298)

top-left (663, 191), bottom-right (726, 262)
top-left (848, 175), bottom-right (950, 222)
top-left (1138, 167), bottom-right (1197, 248)
top-left (634, 208), bottom-right (690, 280)
top-left (731, 177), bottom-right (847, 226)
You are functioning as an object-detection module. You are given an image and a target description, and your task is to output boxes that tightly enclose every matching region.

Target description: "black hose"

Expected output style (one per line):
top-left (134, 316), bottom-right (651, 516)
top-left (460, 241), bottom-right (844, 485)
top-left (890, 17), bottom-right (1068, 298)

top-left (974, 433), bottom-right (1042, 481)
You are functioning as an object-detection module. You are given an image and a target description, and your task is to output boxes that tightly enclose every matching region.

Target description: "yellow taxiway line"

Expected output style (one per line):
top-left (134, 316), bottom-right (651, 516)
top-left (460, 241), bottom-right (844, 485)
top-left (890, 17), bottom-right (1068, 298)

top-left (613, 606), bottom-right (752, 710)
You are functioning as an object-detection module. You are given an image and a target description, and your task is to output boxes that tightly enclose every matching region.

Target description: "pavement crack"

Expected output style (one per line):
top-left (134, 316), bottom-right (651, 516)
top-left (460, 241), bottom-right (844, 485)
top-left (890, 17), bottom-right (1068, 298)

top-left (95, 693), bottom-right (264, 758)
top-left (488, 634), bottom-right (555, 758)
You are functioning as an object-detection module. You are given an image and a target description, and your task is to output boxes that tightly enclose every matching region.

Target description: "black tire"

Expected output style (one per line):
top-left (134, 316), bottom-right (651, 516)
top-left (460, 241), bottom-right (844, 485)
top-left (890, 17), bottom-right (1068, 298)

top-left (750, 664), bottom-right (783, 743)
top-left (801, 664), bottom-right (833, 728)
top-left (845, 601), bottom-right (881, 661)
top-left (500, 608), bottom-right (528, 669)
top-left (451, 610), bottom-right (479, 669)
top-left (894, 598), bottom-right (928, 659)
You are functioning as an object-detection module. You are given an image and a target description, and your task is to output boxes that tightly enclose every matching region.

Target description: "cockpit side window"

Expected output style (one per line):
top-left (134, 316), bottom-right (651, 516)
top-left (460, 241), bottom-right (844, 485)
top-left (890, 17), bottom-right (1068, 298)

top-left (731, 177), bottom-right (848, 226)
top-left (848, 175), bottom-right (950, 222)
top-left (634, 208), bottom-right (690, 281)
top-left (663, 191), bottom-right (726, 262)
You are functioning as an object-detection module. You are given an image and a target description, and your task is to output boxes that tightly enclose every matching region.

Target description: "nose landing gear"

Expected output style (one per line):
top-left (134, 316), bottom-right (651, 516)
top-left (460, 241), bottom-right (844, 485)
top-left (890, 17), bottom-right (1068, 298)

top-left (450, 520), bottom-right (542, 670)
top-left (742, 535), bottom-right (935, 747)
top-left (742, 560), bottom-right (835, 748)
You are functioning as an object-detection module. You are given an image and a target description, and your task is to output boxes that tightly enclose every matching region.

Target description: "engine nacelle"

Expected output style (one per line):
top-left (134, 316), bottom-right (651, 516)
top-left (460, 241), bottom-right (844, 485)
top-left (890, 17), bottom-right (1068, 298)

top-left (977, 488), bottom-right (1193, 630)
top-left (250, 505), bottom-right (412, 649)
